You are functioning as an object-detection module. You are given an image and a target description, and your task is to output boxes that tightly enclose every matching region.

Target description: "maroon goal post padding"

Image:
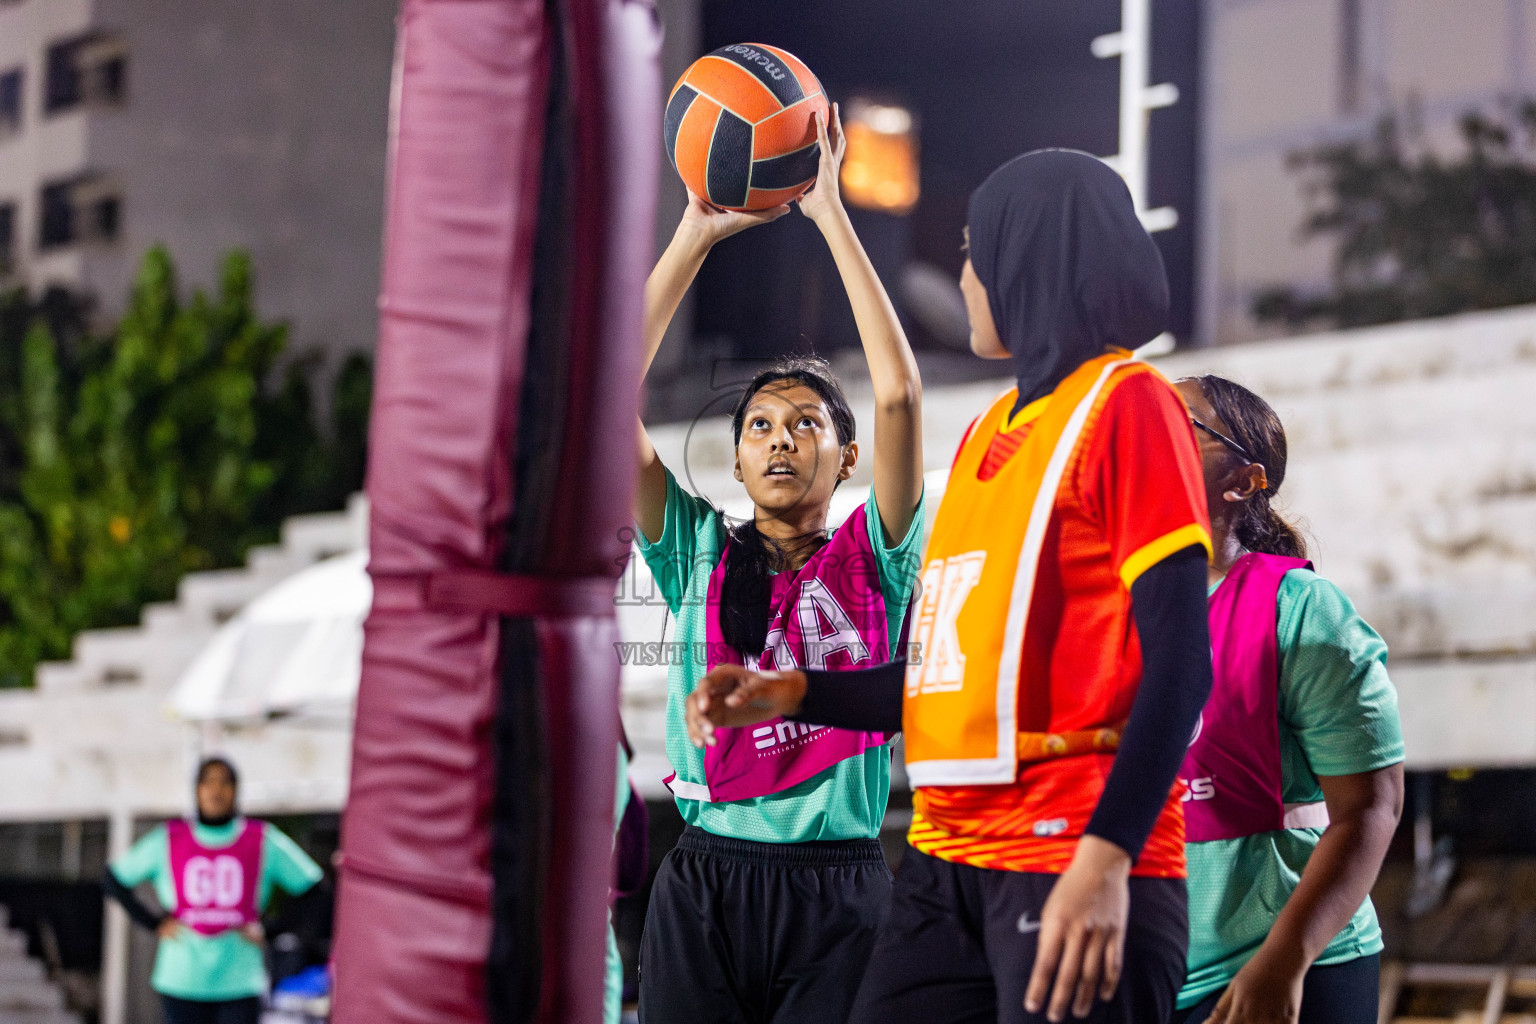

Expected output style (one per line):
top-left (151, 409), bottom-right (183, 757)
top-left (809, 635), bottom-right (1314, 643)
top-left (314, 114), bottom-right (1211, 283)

top-left (330, 1), bottom-right (661, 1022)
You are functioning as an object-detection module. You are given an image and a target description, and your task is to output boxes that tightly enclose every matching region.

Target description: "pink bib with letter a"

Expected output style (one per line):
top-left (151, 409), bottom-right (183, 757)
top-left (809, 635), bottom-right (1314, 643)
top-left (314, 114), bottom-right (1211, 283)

top-left (666, 504), bottom-right (894, 804)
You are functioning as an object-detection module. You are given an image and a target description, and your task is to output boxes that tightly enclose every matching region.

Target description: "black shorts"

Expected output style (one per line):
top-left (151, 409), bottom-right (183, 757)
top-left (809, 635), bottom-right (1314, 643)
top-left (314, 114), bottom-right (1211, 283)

top-left (160, 995), bottom-right (262, 1024)
top-left (1171, 953), bottom-right (1380, 1024)
top-left (638, 824), bottom-right (892, 1024)
top-left (850, 847), bottom-right (1188, 1024)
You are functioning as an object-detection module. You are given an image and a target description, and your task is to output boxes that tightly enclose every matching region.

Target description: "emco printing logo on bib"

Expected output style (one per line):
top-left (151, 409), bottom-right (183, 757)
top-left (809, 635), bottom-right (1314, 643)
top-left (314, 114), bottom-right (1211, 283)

top-left (752, 720), bottom-right (829, 754)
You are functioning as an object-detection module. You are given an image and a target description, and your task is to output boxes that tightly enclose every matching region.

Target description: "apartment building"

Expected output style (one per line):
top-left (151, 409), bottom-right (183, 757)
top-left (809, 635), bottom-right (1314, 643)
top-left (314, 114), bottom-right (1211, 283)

top-left (0, 0), bottom-right (396, 358)
top-left (1202, 0), bottom-right (1536, 343)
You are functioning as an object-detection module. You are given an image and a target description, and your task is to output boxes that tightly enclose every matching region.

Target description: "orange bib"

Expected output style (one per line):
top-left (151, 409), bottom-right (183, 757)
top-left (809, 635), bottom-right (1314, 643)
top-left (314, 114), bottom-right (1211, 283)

top-left (903, 353), bottom-right (1148, 787)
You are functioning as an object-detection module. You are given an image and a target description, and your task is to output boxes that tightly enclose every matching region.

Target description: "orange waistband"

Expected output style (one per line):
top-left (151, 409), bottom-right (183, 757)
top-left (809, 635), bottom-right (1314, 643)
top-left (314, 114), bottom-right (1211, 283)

top-left (1015, 726), bottom-right (1122, 765)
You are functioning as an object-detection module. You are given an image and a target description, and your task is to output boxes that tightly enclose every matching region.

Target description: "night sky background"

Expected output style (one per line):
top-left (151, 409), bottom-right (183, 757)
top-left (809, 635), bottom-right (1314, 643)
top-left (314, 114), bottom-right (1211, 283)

top-left (685, 0), bottom-right (1202, 362)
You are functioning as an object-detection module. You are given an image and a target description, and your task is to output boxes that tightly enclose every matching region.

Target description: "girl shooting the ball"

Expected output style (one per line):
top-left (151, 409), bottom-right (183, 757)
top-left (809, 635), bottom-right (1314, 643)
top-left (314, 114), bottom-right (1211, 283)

top-left (633, 103), bottom-right (925, 1024)
top-left (690, 150), bottom-right (1215, 1024)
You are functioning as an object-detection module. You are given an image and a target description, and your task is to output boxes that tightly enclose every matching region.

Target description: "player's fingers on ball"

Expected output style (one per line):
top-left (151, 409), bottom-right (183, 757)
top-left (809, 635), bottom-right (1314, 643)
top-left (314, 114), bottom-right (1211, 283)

top-left (1046, 930), bottom-right (1086, 1023)
top-left (1023, 924), bottom-right (1063, 1014)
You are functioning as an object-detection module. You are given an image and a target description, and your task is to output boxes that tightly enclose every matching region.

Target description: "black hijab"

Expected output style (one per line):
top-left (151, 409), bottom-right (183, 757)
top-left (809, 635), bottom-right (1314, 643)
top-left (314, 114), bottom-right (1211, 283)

top-left (967, 149), bottom-right (1169, 414)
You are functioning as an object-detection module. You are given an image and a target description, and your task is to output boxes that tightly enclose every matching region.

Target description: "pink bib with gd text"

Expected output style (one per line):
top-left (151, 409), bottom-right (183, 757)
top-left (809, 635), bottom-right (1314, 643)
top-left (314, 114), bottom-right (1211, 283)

top-left (166, 818), bottom-right (263, 935)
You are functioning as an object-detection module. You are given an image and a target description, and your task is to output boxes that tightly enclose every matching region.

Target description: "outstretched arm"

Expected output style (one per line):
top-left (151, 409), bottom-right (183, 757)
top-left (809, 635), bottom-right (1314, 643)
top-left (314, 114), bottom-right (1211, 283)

top-left (636, 195), bottom-right (789, 543)
top-left (799, 106), bottom-right (923, 544)
top-left (683, 659), bottom-right (905, 748)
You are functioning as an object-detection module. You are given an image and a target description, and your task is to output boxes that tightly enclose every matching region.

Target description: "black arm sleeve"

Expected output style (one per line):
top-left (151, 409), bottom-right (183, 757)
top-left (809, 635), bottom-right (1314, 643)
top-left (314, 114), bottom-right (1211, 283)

top-left (789, 659), bottom-right (905, 734)
top-left (102, 870), bottom-right (167, 932)
top-left (1084, 544), bottom-right (1213, 859)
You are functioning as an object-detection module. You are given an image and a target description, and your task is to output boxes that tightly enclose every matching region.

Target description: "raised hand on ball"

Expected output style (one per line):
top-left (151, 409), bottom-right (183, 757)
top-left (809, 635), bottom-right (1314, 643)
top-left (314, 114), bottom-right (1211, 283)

top-left (685, 665), bottom-right (809, 749)
top-left (679, 189), bottom-right (790, 248)
top-left (797, 103), bottom-right (847, 226)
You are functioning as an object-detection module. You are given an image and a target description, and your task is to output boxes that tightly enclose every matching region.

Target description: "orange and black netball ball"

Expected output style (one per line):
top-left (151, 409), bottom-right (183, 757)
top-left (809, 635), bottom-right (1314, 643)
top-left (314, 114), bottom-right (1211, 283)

top-left (664, 43), bottom-right (830, 212)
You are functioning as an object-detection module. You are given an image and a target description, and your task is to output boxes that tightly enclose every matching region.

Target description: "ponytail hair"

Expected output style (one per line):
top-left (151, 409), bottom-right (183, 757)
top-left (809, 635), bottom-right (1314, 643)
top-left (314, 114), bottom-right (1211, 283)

top-left (720, 357), bottom-right (856, 659)
top-left (1184, 375), bottom-right (1307, 560)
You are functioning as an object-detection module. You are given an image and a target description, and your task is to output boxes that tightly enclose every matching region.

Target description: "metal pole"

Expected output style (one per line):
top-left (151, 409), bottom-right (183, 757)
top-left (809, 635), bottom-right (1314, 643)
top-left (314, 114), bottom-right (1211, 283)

top-left (99, 805), bottom-right (133, 1024)
top-left (1092, 0), bottom-right (1179, 232)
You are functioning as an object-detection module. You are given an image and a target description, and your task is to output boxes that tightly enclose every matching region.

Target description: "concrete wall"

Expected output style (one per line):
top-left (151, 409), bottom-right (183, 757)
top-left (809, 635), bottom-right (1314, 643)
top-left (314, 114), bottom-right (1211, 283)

top-left (1201, 0), bottom-right (1536, 345)
top-left (0, 0), bottom-right (396, 368)
top-left (0, 0), bottom-right (92, 291)
top-left (80, 0), bottom-right (396, 362)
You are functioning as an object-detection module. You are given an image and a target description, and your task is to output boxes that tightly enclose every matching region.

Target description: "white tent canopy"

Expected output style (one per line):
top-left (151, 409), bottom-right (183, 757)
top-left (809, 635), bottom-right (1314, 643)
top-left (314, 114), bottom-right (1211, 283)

top-left (168, 550), bottom-right (372, 722)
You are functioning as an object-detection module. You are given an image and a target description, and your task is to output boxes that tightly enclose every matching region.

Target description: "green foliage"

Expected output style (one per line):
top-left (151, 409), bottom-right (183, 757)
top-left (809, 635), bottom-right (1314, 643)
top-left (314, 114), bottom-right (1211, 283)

top-left (1254, 101), bottom-right (1536, 329)
top-left (0, 247), bottom-right (371, 686)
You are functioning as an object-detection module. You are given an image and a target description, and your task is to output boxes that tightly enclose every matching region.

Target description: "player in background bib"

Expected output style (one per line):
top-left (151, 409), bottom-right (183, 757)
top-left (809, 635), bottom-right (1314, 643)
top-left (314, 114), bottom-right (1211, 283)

top-left (103, 757), bottom-right (323, 1024)
top-left (1168, 376), bottom-right (1404, 1024)
top-left (632, 107), bottom-right (925, 1024)
top-left (688, 150), bottom-right (1215, 1024)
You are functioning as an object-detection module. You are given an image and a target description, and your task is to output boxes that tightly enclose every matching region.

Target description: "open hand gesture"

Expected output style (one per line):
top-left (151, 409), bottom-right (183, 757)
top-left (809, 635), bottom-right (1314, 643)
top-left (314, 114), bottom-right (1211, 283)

top-left (685, 665), bottom-right (808, 748)
top-left (798, 103), bottom-right (847, 226)
top-left (678, 189), bottom-right (789, 249)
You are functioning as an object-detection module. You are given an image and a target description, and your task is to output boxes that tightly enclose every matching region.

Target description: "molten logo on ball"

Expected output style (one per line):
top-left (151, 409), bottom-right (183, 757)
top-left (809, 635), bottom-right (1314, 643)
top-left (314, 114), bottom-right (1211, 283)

top-left (664, 43), bottom-right (830, 211)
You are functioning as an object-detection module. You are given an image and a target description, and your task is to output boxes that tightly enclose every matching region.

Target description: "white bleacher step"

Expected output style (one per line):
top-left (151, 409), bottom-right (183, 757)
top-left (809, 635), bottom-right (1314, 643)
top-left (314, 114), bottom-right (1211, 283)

top-left (1155, 303), bottom-right (1536, 397)
top-left (279, 503), bottom-right (366, 564)
top-left (1393, 656), bottom-right (1536, 770)
top-left (1273, 364), bottom-right (1536, 454)
top-left (1359, 581), bottom-right (1536, 659)
top-left (0, 1012), bottom-right (80, 1024)
top-left (0, 977), bottom-right (63, 1010)
top-left (0, 929), bottom-right (26, 957)
top-left (0, 958), bottom-right (45, 983)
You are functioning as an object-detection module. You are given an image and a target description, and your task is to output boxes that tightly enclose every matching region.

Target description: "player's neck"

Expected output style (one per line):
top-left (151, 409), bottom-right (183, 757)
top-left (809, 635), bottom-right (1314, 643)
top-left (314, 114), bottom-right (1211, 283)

top-left (753, 507), bottom-right (830, 572)
top-left (1208, 517), bottom-right (1246, 582)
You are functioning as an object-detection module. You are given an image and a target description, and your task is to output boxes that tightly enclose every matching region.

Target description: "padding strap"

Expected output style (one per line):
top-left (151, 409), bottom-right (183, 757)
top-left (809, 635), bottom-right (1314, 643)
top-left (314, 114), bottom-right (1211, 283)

top-left (372, 569), bottom-right (616, 617)
top-left (337, 852), bottom-right (491, 908)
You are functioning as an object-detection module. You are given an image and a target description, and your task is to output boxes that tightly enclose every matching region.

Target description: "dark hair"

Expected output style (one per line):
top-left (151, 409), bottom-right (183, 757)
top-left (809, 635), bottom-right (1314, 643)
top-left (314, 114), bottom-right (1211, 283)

top-left (1185, 375), bottom-right (1307, 559)
top-left (721, 357), bottom-right (856, 659)
top-left (196, 756), bottom-right (239, 789)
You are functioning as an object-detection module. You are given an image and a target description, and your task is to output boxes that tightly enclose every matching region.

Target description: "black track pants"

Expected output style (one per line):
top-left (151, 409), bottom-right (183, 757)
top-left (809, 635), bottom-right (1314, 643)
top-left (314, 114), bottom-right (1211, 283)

top-left (638, 824), bottom-right (892, 1024)
top-left (1171, 953), bottom-right (1380, 1024)
top-left (161, 996), bottom-right (261, 1024)
top-left (850, 847), bottom-right (1188, 1024)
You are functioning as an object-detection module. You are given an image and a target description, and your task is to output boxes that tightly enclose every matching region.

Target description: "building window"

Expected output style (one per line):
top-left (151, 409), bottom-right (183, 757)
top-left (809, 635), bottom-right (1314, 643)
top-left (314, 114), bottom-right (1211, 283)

top-left (44, 33), bottom-right (127, 114)
top-left (38, 177), bottom-right (121, 250)
top-left (0, 202), bottom-right (15, 275)
top-left (0, 68), bottom-right (20, 135)
top-left (1339, 0), bottom-right (1363, 114)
